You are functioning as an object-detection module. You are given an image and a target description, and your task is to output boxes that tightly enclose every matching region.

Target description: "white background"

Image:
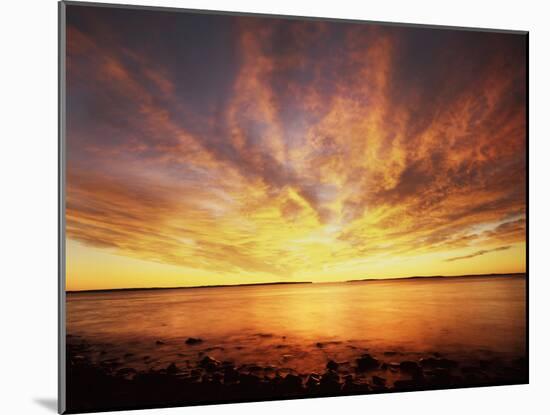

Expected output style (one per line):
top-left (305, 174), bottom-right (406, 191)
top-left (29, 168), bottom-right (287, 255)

top-left (1, 0), bottom-right (547, 414)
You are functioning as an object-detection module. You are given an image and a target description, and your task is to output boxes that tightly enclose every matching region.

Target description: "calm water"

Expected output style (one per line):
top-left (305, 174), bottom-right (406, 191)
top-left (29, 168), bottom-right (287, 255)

top-left (67, 275), bottom-right (526, 377)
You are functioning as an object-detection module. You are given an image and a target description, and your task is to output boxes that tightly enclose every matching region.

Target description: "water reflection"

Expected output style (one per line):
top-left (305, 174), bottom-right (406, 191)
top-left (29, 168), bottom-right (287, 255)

top-left (67, 275), bottom-right (525, 375)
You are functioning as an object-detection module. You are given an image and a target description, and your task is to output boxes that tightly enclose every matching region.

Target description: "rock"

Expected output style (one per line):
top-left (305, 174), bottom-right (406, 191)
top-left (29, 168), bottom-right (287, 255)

top-left (326, 360), bottom-right (339, 371)
top-left (342, 375), bottom-right (369, 393)
top-left (316, 342), bottom-right (324, 348)
top-left (211, 373), bottom-right (223, 384)
top-left (116, 367), bottom-right (136, 378)
top-left (419, 357), bottom-right (437, 368)
top-left (393, 379), bottom-right (417, 390)
top-left (185, 337), bottom-right (203, 345)
top-left (384, 351), bottom-right (398, 356)
top-left (155, 340), bottom-right (165, 346)
top-left (284, 373), bottom-right (303, 386)
top-left (399, 361), bottom-right (421, 375)
top-left (199, 355), bottom-right (221, 371)
top-left (239, 373), bottom-right (261, 387)
top-left (224, 367), bottom-right (240, 383)
top-left (190, 368), bottom-right (202, 377)
top-left (460, 366), bottom-right (488, 384)
top-left (166, 363), bottom-right (179, 374)
top-left (187, 373), bottom-right (201, 382)
top-left (281, 374), bottom-right (303, 392)
top-left (320, 370), bottom-right (341, 392)
top-left (356, 354), bottom-right (380, 372)
top-left (372, 375), bottom-right (386, 386)
top-left (419, 357), bottom-right (457, 369)
top-left (322, 371), bottom-right (339, 381)
top-left (461, 366), bottom-right (481, 375)
top-left (306, 373), bottom-right (321, 388)
top-left (429, 367), bottom-right (453, 385)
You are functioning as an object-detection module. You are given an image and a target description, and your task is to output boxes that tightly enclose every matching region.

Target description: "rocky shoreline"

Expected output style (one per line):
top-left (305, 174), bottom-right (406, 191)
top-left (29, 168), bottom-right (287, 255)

top-left (65, 337), bottom-right (527, 413)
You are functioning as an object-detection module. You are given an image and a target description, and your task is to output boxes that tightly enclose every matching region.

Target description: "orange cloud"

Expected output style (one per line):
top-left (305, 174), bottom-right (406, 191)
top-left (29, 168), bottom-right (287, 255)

top-left (65, 8), bottom-right (526, 289)
top-left (445, 246), bottom-right (512, 262)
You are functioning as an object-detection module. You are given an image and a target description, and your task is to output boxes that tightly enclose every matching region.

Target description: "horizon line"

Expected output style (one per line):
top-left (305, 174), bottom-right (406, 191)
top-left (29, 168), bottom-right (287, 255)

top-left (66, 272), bottom-right (526, 294)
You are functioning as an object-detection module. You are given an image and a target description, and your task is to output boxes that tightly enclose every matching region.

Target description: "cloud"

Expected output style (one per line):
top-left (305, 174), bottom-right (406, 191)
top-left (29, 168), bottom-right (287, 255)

top-left (445, 246), bottom-right (512, 262)
top-left (65, 7), bottom-right (527, 284)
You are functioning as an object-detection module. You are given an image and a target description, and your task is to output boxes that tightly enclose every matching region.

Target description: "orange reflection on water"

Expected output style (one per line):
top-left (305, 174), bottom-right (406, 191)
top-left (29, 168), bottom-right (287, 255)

top-left (67, 275), bottom-right (526, 375)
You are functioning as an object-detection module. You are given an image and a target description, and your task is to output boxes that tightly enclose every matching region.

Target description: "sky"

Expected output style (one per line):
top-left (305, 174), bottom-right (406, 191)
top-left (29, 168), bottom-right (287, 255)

top-left (65, 5), bottom-right (527, 291)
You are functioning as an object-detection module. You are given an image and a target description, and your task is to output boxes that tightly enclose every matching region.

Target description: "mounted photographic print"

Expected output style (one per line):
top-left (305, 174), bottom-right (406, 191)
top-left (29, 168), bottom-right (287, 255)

top-left (59, 1), bottom-right (528, 413)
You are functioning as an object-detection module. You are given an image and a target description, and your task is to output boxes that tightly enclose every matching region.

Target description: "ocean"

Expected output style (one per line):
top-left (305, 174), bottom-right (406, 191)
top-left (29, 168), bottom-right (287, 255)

top-left (67, 274), bottom-right (526, 378)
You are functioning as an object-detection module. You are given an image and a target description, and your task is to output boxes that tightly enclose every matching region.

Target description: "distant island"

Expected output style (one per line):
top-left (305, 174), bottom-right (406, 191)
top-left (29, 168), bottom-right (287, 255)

top-left (66, 281), bottom-right (313, 294)
top-left (346, 272), bottom-right (526, 283)
top-left (67, 273), bottom-right (527, 293)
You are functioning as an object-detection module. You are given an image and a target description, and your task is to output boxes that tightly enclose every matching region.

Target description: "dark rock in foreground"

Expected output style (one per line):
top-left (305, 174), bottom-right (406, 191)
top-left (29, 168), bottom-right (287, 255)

top-left (320, 371), bottom-right (341, 393)
top-left (399, 360), bottom-right (422, 378)
top-left (419, 357), bottom-right (457, 369)
top-left (393, 379), bottom-right (417, 390)
top-left (166, 363), bottom-right (179, 375)
top-left (223, 366), bottom-right (240, 383)
top-left (281, 374), bottom-right (303, 393)
top-left (326, 360), bottom-right (339, 371)
top-left (372, 375), bottom-right (386, 386)
top-left (185, 337), bottom-right (204, 345)
top-left (199, 356), bottom-right (221, 371)
top-left (65, 339), bottom-right (528, 413)
top-left (356, 354), bottom-right (380, 372)
top-left (306, 373), bottom-right (321, 389)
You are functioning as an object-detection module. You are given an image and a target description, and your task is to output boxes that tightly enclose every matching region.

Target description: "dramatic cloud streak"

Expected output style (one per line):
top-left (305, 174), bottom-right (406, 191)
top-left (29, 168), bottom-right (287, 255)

top-left (65, 6), bottom-right (527, 289)
top-left (445, 246), bottom-right (512, 262)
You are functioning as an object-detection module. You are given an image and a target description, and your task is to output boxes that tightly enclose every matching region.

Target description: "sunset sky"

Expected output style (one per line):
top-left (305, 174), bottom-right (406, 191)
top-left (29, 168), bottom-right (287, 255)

top-left (65, 5), bottom-right (527, 291)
